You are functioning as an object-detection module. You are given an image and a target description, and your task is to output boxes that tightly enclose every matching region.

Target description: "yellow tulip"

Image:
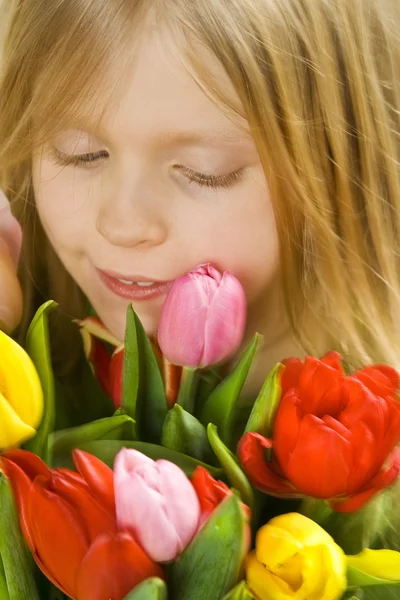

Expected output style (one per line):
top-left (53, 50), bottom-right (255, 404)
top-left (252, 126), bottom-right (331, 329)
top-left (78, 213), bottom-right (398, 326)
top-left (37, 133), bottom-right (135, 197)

top-left (0, 330), bottom-right (43, 448)
top-left (246, 513), bottom-right (346, 600)
top-left (347, 548), bottom-right (400, 582)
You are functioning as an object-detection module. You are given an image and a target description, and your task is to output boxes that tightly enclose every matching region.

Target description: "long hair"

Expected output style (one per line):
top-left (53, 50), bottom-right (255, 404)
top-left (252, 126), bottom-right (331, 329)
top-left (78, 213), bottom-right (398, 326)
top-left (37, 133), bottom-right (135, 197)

top-left (1, 0), bottom-right (399, 373)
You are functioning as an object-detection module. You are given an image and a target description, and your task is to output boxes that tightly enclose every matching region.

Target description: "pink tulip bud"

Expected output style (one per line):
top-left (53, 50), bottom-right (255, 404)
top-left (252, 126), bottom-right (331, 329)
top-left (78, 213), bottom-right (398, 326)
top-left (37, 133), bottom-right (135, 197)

top-left (114, 449), bottom-right (200, 563)
top-left (157, 264), bottom-right (247, 367)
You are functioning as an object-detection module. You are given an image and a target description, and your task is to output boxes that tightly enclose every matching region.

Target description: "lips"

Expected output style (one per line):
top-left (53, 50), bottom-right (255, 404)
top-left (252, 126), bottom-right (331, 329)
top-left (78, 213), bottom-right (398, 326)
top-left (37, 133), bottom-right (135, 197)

top-left (96, 269), bottom-right (173, 301)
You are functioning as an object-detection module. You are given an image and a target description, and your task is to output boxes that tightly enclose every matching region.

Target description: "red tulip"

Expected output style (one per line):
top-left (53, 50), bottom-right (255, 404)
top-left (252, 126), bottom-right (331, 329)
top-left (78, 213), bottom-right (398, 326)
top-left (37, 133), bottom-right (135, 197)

top-left (238, 352), bottom-right (400, 512)
top-left (2, 449), bottom-right (163, 599)
top-left (157, 264), bottom-right (247, 368)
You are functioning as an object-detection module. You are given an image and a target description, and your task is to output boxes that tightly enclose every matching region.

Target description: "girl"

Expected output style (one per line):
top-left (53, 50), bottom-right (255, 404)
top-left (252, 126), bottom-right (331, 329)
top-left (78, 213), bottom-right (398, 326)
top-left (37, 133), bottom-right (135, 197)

top-left (1, 0), bottom-right (400, 393)
top-left (1, 0), bottom-right (400, 495)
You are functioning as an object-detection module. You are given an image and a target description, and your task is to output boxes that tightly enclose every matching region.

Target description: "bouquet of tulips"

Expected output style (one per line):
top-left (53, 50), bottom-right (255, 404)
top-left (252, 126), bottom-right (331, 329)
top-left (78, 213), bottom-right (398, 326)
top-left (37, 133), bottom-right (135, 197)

top-left (0, 264), bottom-right (400, 600)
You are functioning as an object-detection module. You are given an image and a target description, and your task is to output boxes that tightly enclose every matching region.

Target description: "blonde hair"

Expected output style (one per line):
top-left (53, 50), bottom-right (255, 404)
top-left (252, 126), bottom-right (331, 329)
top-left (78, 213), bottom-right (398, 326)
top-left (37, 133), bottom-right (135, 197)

top-left (1, 0), bottom-right (399, 371)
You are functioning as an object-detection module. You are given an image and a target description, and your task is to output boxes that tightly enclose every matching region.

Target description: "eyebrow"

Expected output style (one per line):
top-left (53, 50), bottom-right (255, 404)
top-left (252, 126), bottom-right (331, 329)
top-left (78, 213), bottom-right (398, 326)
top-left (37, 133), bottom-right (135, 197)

top-left (155, 127), bottom-right (252, 147)
top-left (68, 117), bottom-right (252, 148)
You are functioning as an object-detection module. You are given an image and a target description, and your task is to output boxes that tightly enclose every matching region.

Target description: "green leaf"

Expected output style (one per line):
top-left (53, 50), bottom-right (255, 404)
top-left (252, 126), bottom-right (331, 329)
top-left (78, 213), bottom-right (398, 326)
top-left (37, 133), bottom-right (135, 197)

top-left (74, 439), bottom-right (224, 478)
top-left (245, 363), bottom-right (283, 438)
top-left (222, 581), bottom-right (255, 600)
top-left (123, 578), bottom-right (167, 600)
top-left (122, 305), bottom-right (168, 443)
top-left (24, 300), bottom-right (56, 464)
top-left (0, 475), bottom-right (40, 600)
top-left (169, 495), bottom-right (246, 600)
top-left (121, 306), bottom-right (140, 433)
top-left (162, 404), bottom-right (215, 464)
top-left (207, 424), bottom-right (254, 509)
top-left (0, 558), bottom-right (10, 600)
top-left (201, 334), bottom-right (261, 447)
top-left (356, 586), bottom-right (400, 600)
top-left (347, 567), bottom-right (400, 589)
top-left (50, 414), bottom-right (136, 458)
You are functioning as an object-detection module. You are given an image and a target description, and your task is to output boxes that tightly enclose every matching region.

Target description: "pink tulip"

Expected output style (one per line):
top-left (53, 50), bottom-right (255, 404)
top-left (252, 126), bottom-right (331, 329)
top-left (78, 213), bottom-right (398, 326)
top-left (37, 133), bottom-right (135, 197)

top-left (114, 449), bottom-right (200, 562)
top-left (157, 264), bottom-right (247, 367)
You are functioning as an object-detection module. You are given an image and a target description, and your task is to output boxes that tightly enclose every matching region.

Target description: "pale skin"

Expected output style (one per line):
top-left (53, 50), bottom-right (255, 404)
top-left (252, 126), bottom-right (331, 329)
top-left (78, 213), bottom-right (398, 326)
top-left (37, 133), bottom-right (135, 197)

top-left (3, 28), bottom-right (303, 398)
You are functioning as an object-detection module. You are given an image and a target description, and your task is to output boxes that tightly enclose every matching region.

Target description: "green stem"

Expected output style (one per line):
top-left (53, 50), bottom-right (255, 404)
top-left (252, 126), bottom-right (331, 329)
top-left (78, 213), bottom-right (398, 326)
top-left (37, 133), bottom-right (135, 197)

top-left (177, 367), bottom-right (198, 413)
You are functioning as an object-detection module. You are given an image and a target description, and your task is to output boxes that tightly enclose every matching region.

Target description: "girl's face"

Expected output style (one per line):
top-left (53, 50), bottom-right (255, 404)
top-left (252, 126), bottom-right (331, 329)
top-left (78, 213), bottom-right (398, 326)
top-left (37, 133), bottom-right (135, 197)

top-left (33, 30), bottom-right (280, 341)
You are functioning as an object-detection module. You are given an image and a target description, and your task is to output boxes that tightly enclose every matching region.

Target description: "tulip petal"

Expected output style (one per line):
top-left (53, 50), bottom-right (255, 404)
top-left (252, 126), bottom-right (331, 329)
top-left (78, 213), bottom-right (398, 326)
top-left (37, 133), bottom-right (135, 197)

top-left (340, 379), bottom-right (389, 444)
top-left (28, 478), bottom-right (90, 598)
top-left (257, 513), bottom-right (334, 560)
top-left (1, 449), bottom-right (51, 479)
top-left (91, 338), bottom-right (113, 399)
top-left (353, 365), bottom-right (400, 398)
top-left (78, 317), bottom-right (121, 347)
top-left (201, 271), bottom-right (246, 366)
top-left (50, 472), bottom-right (117, 540)
top-left (379, 398), bottom-right (400, 460)
top-left (76, 532), bottom-right (164, 600)
top-left (237, 433), bottom-right (296, 496)
top-left (0, 392), bottom-right (37, 448)
top-left (320, 351), bottom-right (344, 371)
top-left (300, 544), bottom-right (346, 600)
top-left (191, 466), bottom-right (230, 515)
top-left (280, 358), bottom-right (304, 395)
top-left (286, 415), bottom-right (352, 498)
top-left (246, 550), bottom-right (295, 600)
top-left (73, 450), bottom-right (115, 513)
top-left (109, 345), bottom-right (124, 408)
top-left (273, 392), bottom-right (301, 470)
top-left (157, 459), bottom-right (200, 547)
top-left (157, 275), bottom-right (209, 367)
top-left (296, 357), bottom-right (344, 416)
top-left (280, 352), bottom-right (343, 396)
top-left (1, 457), bottom-right (36, 551)
top-left (331, 447), bottom-right (400, 513)
top-left (0, 330), bottom-right (43, 429)
top-left (115, 467), bottom-right (183, 562)
top-left (114, 447), bottom-right (154, 473)
top-left (346, 421), bottom-right (377, 492)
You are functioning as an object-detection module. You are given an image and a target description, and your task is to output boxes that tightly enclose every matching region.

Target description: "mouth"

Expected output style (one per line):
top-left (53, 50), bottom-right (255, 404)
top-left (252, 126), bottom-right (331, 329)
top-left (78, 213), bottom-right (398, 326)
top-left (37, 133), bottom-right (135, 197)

top-left (96, 269), bottom-right (174, 301)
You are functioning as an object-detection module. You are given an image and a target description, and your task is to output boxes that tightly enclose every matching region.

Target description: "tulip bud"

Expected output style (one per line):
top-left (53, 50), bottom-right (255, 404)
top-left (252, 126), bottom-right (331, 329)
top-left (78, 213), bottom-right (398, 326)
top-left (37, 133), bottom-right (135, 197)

top-left (246, 513), bottom-right (346, 600)
top-left (114, 449), bottom-right (201, 562)
top-left (157, 264), bottom-right (246, 368)
top-left (0, 331), bottom-right (43, 449)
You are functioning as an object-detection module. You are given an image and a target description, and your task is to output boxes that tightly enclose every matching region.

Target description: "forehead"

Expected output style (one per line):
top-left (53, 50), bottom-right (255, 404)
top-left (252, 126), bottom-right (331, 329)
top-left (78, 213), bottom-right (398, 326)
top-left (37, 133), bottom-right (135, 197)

top-left (61, 27), bottom-right (250, 149)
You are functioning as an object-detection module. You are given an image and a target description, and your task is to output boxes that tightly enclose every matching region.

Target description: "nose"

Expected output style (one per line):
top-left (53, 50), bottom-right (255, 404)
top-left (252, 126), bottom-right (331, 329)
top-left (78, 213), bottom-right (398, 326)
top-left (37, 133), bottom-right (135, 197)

top-left (96, 174), bottom-right (168, 249)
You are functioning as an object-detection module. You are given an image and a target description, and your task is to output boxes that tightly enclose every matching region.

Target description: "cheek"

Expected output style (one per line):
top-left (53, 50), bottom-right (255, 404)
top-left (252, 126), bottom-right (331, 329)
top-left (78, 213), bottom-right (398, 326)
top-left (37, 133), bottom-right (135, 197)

top-left (192, 181), bottom-right (279, 302)
top-left (32, 159), bottom-right (95, 251)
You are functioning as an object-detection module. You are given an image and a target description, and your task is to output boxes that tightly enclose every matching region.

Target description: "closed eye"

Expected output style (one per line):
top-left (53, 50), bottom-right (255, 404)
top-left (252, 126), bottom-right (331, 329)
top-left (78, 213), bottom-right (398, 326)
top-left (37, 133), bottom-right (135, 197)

top-left (49, 148), bottom-right (243, 189)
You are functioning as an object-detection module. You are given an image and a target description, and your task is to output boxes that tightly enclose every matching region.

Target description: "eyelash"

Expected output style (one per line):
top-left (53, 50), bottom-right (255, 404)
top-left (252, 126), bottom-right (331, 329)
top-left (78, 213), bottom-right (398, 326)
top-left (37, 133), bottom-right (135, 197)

top-left (49, 148), bottom-right (243, 190)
